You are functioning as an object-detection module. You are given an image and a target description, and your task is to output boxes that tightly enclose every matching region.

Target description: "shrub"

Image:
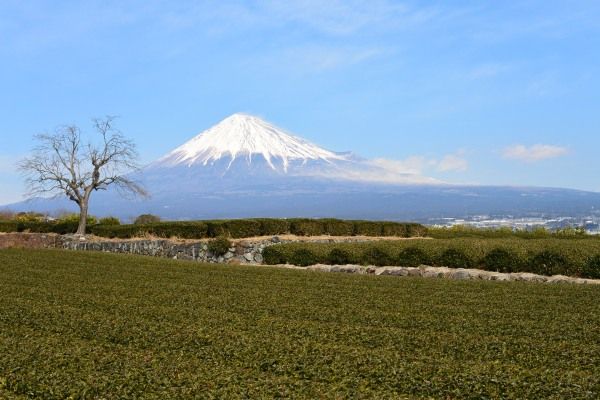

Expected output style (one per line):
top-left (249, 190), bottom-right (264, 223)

top-left (134, 214), bottom-right (161, 224)
top-left (98, 217), bottom-right (121, 225)
top-left (426, 225), bottom-right (581, 239)
top-left (224, 219), bottom-right (262, 238)
top-left (289, 248), bottom-right (318, 267)
top-left (0, 210), bottom-right (15, 221)
top-left (326, 248), bottom-right (353, 265)
top-left (322, 219), bottom-right (354, 236)
top-left (353, 221), bottom-right (383, 236)
top-left (582, 255), bottom-right (600, 279)
top-left (482, 248), bottom-right (522, 273)
top-left (289, 219), bottom-right (324, 236)
top-left (90, 224), bottom-right (145, 239)
top-left (145, 222), bottom-right (207, 239)
top-left (0, 221), bottom-right (19, 232)
top-left (396, 247), bottom-right (430, 267)
top-left (207, 236), bottom-right (232, 257)
top-left (437, 248), bottom-right (474, 269)
top-left (49, 221), bottom-right (79, 234)
top-left (75, 219), bottom-right (426, 240)
top-left (528, 250), bottom-right (569, 276)
top-left (255, 219), bottom-right (290, 236)
top-left (406, 223), bottom-right (428, 237)
top-left (263, 246), bottom-right (287, 265)
top-left (382, 222), bottom-right (407, 237)
top-left (382, 222), bottom-right (426, 237)
top-left (56, 213), bottom-right (94, 225)
top-left (362, 247), bottom-right (392, 266)
top-left (206, 221), bottom-right (228, 237)
top-left (555, 227), bottom-right (587, 238)
top-left (529, 227), bottom-right (551, 238)
top-left (14, 212), bottom-right (47, 222)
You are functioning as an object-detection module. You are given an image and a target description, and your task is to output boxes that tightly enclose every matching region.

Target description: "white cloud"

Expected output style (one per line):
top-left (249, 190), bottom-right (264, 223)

top-left (502, 144), bottom-right (568, 162)
top-left (369, 156), bottom-right (430, 175)
top-left (302, 151), bottom-right (468, 185)
top-left (317, 167), bottom-right (441, 185)
top-left (369, 151), bottom-right (468, 175)
top-left (437, 153), bottom-right (468, 172)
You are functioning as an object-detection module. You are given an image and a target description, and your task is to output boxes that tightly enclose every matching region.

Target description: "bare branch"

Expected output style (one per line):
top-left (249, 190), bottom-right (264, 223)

top-left (18, 116), bottom-right (148, 235)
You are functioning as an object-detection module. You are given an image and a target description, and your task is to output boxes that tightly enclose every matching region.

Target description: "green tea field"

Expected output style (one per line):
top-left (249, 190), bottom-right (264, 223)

top-left (1, 249), bottom-right (599, 399)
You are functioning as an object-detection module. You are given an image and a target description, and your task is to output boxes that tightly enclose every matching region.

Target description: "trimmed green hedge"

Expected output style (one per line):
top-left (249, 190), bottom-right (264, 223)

top-left (0, 220), bottom-right (79, 234)
top-left (263, 238), bottom-right (600, 279)
top-left (1, 218), bottom-right (426, 239)
top-left (428, 225), bottom-right (589, 239)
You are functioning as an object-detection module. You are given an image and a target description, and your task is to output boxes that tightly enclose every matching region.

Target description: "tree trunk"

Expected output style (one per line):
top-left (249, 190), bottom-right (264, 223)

top-left (76, 200), bottom-right (89, 236)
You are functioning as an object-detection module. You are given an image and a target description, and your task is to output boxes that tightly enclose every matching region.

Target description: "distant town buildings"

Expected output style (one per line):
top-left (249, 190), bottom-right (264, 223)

top-left (427, 212), bottom-right (600, 235)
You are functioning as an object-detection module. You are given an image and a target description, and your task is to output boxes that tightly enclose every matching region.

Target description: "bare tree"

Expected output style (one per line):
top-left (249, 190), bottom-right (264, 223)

top-left (19, 116), bottom-right (147, 235)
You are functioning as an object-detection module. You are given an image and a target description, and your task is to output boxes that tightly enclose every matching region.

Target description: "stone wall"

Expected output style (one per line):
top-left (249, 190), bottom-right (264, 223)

top-left (300, 264), bottom-right (600, 285)
top-left (60, 236), bottom-right (384, 264)
top-left (60, 238), bottom-right (271, 264)
top-left (1, 233), bottom-right (399, 265)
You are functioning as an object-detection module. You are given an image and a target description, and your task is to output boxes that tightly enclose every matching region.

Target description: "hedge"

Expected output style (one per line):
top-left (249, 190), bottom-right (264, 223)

top-left (1, 218), bottom-right (427, 240)
top-left (0, 221), bottom-right (79, 234)
top-left (428, 225), bottom-right (589, 239)
top-left (262, 238), bottom-right (600, 279)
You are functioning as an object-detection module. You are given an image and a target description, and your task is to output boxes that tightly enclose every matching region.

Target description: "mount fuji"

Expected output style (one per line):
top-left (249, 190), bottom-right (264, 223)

top-left (148, 113), bottom-right (438, 186)
top-left (6, 113), bottom-right (600, 221)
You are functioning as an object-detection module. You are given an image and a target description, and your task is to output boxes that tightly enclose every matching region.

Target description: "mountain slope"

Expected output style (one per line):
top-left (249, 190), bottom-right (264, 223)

top-left (149, 113), bottom-right (438, 185)
top-left (158, 113), bottom-right (345, 172)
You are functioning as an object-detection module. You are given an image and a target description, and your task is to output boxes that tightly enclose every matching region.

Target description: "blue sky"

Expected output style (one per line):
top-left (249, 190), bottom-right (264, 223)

top-left (1, 1), bottom-right (599, 204)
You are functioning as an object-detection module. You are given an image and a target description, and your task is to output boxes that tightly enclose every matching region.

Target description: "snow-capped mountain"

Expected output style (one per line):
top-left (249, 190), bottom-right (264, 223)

top-left (149, 113), bottom-right (438, 185)
top-left (5, 113), bottom-right (600, 221)
top-left (158, 113), bottom-right (346, 171)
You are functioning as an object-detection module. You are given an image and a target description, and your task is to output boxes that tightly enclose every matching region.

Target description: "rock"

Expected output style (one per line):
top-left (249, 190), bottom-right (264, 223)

top-left (271, 236), bottom-right (281, 243)
top-left (224, 252), bottom-right (234, 259)
top-left (422, 267), bottom-right (445, 278)
top-left (450, 269), bottom-right (471, 280)
top-left (254, 253), bottom-right (264, 263)
top-left (512, 272), bottom-right (548, 283)
top-left (489, 273), bottom-right (510, 281)
top-left (337, 265), bottom-right (363, 274)
top-left (244, 253), bottom-right (254, 262)
top-left (376, 267), bottom-right (410, 276)
top-left (308, 264), bottom-right (332, 272)
top-left (546, 275), bottom-right (572, 284)
top-left (466, 269), bottom-right (485, 279)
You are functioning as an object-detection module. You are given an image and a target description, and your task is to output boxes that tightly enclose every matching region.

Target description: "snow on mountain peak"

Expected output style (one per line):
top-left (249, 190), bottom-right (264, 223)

top-left (160, 113), bottom-right (345, 171)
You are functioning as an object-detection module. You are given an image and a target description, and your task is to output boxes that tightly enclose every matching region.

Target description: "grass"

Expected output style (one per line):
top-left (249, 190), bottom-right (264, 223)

top-left (1, 249), bottom-right (599, 399)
